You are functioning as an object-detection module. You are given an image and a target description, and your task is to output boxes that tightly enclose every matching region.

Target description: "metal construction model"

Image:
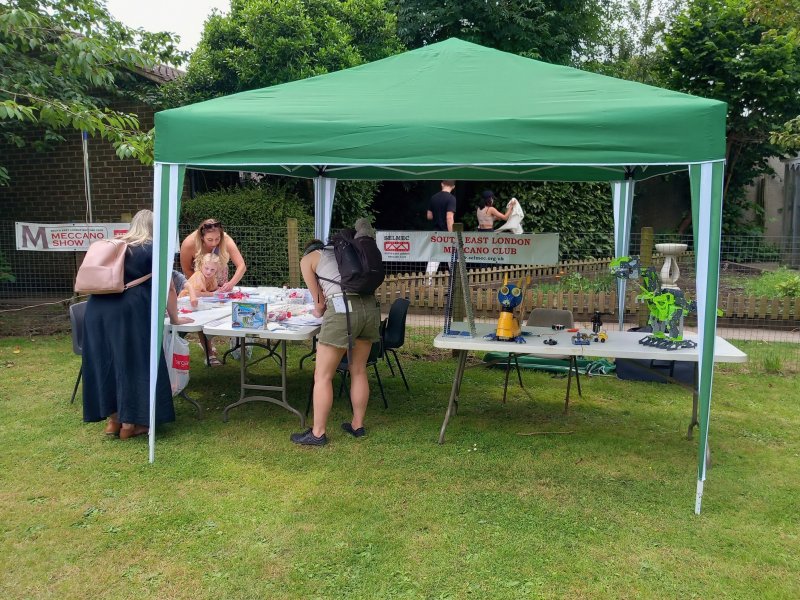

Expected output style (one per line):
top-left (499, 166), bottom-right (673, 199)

top-left (610, 256), bottom-right (698, 350)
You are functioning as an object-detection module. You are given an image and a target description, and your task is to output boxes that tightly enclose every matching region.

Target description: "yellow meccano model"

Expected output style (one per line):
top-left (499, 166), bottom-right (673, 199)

top-left (492, 275), bottom-right (528, 343)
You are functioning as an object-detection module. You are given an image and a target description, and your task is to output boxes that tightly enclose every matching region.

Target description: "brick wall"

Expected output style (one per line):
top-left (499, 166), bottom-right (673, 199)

top-left (0, 100), bottom-right (165, 296)
top-left (0, 99), bottom-right (157, 223)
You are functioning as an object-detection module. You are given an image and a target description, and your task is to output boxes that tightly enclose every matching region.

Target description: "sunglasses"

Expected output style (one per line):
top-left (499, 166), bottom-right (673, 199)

top-left (201, 221), bottom-right (222, 231)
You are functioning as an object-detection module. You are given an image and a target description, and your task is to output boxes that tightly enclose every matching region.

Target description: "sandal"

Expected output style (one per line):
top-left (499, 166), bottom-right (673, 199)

top-left (104, 418), bottom-right (121, 437)
top-left (207, 356), bottom-right (223, 367)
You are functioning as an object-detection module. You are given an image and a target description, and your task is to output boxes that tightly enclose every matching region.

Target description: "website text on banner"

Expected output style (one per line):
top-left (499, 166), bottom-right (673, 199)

top-left (15, 222), bottom-right (131, 251)
top-left (377, 231), bottom-right (559, 265)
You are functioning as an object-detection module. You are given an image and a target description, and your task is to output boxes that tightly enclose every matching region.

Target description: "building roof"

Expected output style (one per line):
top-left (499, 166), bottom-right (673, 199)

top-left (133, 64), bottom-right (184, 85)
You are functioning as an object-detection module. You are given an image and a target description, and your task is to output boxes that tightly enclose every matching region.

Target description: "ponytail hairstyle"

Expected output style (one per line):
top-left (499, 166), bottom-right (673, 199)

top-left (303, 239), bottom-right (325, 257)
top-left (479, 190), bottom-right (495, 210)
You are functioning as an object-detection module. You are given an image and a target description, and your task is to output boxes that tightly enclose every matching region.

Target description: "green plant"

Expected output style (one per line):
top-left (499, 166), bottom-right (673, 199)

top-left (762, 351), bottom-right (784, 374)
top-left (559, 271), bottom-right (615, 293)
top-left (743, 267), bottom-right (800, 298)
top-left (181, 182), bottom-right (314, 286)
top-left (0, 248), bottom-right (14, 283)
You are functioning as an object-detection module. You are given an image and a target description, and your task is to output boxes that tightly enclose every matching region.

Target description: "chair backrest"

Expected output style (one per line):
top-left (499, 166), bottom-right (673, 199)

top-left (69, 301), bottom-right (88, 356)
top-left (382, 298), bottom-right (410, 350)
top-left (527, 308), bottom-right (574, 328)
top-left (367, 340), bottom-right (382, 365)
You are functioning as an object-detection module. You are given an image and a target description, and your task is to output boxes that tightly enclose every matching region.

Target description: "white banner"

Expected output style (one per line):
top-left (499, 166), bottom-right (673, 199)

top-left (377, 231), bottom-right (559, 265)
top-left (15, 222), bottom-right (130, 251)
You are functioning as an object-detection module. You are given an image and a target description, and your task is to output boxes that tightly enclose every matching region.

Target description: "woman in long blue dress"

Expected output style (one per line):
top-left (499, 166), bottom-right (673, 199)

top-left (82, 209), bottom-right (192, 440)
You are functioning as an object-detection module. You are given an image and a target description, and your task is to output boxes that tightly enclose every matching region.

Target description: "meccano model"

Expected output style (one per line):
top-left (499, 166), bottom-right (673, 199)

top-left (610, 256), bottom-right (698, 350)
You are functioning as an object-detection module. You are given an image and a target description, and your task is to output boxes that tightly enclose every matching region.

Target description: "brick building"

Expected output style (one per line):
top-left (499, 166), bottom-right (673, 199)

top-left (0, 66), bottom-right (182, 297)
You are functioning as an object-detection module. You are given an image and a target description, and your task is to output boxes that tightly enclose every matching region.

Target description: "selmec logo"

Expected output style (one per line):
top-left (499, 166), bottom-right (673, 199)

top-left (384, 240), bottom-right (410, 252)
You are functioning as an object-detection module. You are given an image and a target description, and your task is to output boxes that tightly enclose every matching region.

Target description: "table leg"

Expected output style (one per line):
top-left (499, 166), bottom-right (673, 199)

top-left (438, 349), bottom-right (468, 444)
top-left (178, 390), bottom-right (203, 419)
top-left (222, 338), bottom-right (306, 427)
top-left (688, 363), bottom-right (699, 440)
top-left (200, 332), bottom-right (212, 367)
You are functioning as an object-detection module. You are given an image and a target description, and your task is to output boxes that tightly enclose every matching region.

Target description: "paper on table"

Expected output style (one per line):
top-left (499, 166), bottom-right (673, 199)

top-left (284, 313), bottom-right (323, 326)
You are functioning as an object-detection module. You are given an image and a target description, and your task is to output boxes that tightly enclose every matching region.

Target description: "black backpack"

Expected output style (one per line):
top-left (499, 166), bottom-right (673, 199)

top-left (322, 228), bottom-right (385, 294)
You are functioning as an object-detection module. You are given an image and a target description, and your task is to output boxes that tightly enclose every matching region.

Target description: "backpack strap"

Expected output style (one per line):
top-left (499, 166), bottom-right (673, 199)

top-left (124, 273), bottom-right (152, 290)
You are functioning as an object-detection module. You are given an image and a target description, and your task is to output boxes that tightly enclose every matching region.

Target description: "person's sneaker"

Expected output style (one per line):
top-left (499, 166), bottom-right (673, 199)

top-left (290, 428), bottom-right (328, 446)
top-left (341, 422), bottom-right (366, 438)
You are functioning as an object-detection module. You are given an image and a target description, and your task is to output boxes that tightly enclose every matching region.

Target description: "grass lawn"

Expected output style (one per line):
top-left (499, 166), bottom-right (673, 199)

top-left (1, 334), bottom-right (798, 599)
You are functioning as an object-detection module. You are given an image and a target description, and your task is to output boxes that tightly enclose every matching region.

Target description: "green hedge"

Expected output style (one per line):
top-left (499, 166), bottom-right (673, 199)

top-left (180, 183), bottom-right (314, 286)
top-left (460, 181), bottom-right (615, 259)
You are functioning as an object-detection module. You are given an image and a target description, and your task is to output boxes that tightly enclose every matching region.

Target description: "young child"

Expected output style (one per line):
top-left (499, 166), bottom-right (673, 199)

top-left (179, 253), bottom-right (221, 307)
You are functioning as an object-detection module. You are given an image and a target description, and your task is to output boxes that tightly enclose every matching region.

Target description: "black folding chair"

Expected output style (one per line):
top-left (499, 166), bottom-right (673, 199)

top-left (69, 301), bottom-right (88, 404)
top-left (380, 298), bottom-right (411, 391)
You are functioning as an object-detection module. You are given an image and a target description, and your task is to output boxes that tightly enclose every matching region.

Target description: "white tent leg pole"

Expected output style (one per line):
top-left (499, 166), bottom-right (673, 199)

top-left (690, 161), bottom-right (724, 514)
top-left (149, 164), bottom-right (182, 464)
top-left (314, 176), bottom-right (337, 242)
top-left (149, 164), bottom-right (164, 463)
top-left (612, 179), bottom-right (635, 330)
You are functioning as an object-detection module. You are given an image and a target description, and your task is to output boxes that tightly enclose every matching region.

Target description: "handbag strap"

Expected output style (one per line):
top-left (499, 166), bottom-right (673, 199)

top-left (124, 273), bottom-right (153, 290)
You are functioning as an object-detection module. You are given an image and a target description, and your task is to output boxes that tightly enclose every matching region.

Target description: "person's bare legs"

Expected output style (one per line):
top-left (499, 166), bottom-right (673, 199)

top-left (311, 342), bottom-right (347, 438)
top-left (347, 338), bottom-right (373, 430)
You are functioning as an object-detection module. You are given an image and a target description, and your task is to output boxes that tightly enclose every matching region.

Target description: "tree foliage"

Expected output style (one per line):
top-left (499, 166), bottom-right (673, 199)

top-left (388, 0), bottom-right (604, 65)
top-left (165, 0), bottom-right (400, 225)
top-left (661, 0), bottom-right (800, 233)
top-left (166, 0), bottom-right (404, 104)
top-left (0, 0), bottom-right (186, 185)
top-left (750, 0), bottom-right (800, 151)
top-left (582, 1), bottom-right (685, 84)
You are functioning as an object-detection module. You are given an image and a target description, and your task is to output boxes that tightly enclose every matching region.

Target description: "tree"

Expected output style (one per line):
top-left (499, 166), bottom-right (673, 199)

top-left (750, 1), bottom-right (800, 151)
top-left (167, 0), bottom-right (404, 104)
top-left (661, 0), bottom-right (800, 233)
top-left (388, 0), bottom-right (604, 65)
top-left (0, 0), bottom-right (186, 185)
top-left (166, 0), bottom-right (404, 228)
top-left (581, 1), bottom-right (685, 84)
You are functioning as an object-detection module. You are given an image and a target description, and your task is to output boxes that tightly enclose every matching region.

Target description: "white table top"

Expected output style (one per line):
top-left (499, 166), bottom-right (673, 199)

top-left (434, 323), bottom-right (747, 363)
top-left (203, 316), bottom-right (320, 341)
top-left (164, 306), bottom-right (232, 333)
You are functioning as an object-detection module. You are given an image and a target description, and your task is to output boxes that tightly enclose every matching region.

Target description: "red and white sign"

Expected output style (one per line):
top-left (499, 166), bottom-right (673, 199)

top-left (377, 231), bottom-right (559, 265)
top-left (15, 222), bottom-right (130, 251)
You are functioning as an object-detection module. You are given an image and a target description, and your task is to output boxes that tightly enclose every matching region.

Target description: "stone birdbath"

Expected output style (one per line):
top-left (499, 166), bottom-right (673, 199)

top-left (654, 243), bottom-right (688, 290)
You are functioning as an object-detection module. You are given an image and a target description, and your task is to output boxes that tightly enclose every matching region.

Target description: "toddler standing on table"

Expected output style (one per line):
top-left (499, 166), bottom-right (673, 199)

top-left (179, 253), bottom-right (221, 307)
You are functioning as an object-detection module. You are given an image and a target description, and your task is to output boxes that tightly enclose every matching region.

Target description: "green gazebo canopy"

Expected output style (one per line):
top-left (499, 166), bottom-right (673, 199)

top-left (151, 39), bottom-right (728, 514)
top-left (155, 38), bottom-right (725, 181)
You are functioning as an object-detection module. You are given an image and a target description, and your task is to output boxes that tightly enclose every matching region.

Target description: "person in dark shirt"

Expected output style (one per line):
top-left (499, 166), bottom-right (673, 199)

top-left (427, 180), bottom-right (456, 232)
top-left (425, 180), bottom-right (456, 281)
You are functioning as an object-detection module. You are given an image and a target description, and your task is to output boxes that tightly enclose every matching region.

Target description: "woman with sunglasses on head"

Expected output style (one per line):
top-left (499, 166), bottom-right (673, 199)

top-left (179, 219), bottom-right (247, 365)
top-left (180, 219), bottom-right (247, 293)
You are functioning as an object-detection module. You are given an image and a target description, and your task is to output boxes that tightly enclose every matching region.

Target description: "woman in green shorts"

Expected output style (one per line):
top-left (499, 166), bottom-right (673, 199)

top-left (291, 219), bottom-right (381, 446)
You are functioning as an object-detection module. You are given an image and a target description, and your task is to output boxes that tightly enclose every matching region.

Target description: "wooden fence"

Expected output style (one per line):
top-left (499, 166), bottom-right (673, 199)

top-left (374, 265), bottom-right (799, 323)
